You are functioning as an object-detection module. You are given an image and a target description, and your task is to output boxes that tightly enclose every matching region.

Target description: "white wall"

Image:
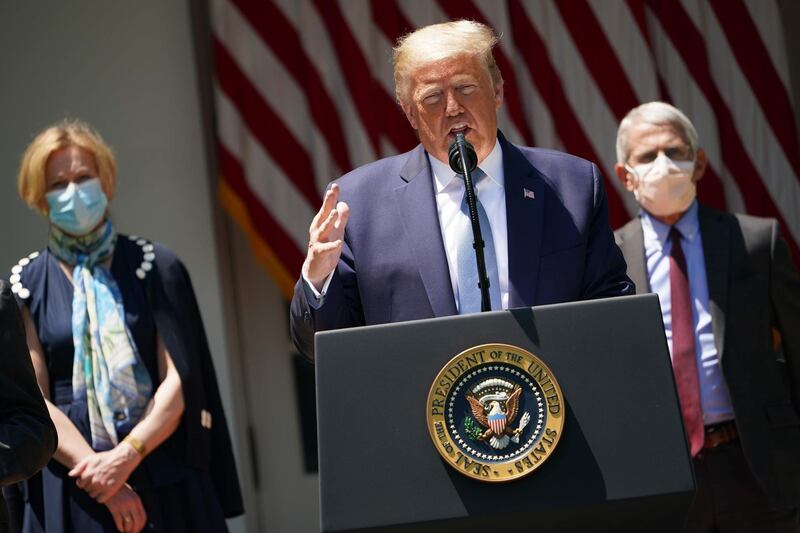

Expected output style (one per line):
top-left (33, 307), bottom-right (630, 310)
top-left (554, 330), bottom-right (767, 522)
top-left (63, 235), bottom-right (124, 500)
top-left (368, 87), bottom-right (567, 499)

top-left (0, 2), bottom-right (250, 531)
top-left (226, 226), bottom-right (320, 533)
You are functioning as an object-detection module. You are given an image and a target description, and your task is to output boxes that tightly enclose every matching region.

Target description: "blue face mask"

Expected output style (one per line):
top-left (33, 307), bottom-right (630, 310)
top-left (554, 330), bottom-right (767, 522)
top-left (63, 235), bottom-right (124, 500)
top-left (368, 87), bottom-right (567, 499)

top-left (45, 177), bottom-right (108, 236)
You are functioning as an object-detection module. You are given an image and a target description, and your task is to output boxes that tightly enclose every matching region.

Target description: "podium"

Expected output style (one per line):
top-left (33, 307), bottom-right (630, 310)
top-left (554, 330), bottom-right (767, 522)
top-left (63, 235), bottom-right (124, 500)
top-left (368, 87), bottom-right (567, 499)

top-left (315, 294), bottom-right (695, 532)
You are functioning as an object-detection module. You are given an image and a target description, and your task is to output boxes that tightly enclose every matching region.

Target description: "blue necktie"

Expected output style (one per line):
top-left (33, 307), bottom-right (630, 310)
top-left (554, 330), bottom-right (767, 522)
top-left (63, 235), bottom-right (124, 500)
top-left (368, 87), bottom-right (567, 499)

top-left (455, 169), bottom-right (502, 313)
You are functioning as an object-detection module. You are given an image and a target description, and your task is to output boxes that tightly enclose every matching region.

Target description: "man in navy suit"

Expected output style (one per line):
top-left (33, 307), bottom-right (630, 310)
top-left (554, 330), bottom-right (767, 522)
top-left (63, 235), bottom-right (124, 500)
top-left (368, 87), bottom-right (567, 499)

top-left (290, 20), bottom-right (633, 359)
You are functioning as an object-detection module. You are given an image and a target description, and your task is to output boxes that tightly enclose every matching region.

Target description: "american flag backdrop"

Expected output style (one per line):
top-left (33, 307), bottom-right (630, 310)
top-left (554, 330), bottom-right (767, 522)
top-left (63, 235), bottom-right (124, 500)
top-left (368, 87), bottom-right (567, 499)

top-left (211, 0), bottom-right (800, 299)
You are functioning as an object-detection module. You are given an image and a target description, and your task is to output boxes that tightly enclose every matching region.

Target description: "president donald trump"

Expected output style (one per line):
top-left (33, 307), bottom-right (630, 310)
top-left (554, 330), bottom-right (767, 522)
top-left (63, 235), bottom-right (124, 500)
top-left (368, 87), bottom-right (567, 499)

top-left (290, 20), bottom-right (633, 359)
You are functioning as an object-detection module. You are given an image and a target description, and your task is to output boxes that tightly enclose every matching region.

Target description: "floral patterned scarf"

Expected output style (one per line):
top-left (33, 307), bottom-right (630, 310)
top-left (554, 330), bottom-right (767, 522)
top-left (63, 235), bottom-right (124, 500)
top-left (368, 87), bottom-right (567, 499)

top-left (49, 221), bottom-right (153, 450)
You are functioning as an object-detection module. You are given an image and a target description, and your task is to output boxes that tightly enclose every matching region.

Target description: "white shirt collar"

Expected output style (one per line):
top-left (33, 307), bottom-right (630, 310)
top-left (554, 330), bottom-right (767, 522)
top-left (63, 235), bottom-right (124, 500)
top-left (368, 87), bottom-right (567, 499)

top-left (429, 139), bottom-right (504, 193)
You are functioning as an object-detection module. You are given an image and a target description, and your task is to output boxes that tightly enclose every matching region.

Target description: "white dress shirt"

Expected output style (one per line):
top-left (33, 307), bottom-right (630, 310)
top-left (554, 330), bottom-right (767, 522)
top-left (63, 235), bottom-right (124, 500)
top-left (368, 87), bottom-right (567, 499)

top-left (429, 140), bottom-right (509, 311)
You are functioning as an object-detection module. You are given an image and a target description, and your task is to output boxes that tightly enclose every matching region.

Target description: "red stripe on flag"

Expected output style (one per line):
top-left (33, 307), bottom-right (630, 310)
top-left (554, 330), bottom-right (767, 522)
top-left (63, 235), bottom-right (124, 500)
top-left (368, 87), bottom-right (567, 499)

top-left (626, 0), bottom-right (670, 102)
top-left (370, 0), bottom-right (427, 156)
top-left (437, 0), bottom-right (536, 147)
top-left (555, 0), bottom-right (639, 120)
top-left (370, 0), bottom-right (414, 45)
top-left (557, 0), bottom-right (728, 213)
top-left (708, 0), bottom-right (800, 181)
top-left (695, 166), bottom-right (727, 213)
top-left (311, 0), bottom-right (416, 156)
top-left (229, 0), bottom-right (353, 174)
top-left (626, 1), bottom-right (684, 128)
top-left (507, 0), bottom-right (629, 228)
top-left (383, 99), bottom-right (418, 155)
top-left (639, 57), bottom-right (731, 214)
top-left (646, 0), bottom-right (799, 258)
top-left (627, 0), bottom-right (649, 45)
top-left (214, 39), bottom-right (322, 207)
top-left (218, 143), bottom-right (305, 272)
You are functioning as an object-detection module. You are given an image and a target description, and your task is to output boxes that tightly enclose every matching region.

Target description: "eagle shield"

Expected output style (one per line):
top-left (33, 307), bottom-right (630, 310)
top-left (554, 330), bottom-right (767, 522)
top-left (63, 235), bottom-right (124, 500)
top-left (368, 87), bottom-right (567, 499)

top-left (488, 410), bottom-right (507, 435)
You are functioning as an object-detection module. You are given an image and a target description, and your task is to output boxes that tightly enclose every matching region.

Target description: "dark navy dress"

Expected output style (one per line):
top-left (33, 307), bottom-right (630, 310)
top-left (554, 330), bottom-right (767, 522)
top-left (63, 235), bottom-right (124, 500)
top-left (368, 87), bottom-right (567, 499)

top-left (4, 237), bottom-right (239, 533)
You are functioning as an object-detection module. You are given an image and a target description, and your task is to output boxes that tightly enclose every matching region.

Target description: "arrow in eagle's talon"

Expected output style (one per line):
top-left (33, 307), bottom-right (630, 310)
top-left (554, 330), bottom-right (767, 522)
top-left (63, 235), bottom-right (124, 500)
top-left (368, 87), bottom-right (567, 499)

top-left (511, 412), bottom-right (531, 443)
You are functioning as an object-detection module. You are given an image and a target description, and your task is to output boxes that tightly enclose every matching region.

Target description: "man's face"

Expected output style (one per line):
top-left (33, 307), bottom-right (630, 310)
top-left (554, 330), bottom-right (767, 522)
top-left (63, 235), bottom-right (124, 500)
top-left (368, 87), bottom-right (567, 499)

top-left (401, 53), bottom-right (503, 165)
top-left (620, 122), bottom-right (703, 191)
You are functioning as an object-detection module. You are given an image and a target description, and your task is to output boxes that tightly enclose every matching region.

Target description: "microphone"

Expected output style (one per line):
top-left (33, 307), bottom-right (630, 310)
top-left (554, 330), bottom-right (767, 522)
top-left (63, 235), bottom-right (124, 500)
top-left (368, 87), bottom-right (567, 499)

top-left (448, 132), bottom-right (478, 175)
top-left (446, 132), bottom-right (492, 312)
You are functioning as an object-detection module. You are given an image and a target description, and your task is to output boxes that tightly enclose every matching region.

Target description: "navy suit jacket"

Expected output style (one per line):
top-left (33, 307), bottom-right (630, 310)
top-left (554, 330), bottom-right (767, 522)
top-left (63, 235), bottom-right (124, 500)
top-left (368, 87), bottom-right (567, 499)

top-left (290, 132), bottom-right (634, 359)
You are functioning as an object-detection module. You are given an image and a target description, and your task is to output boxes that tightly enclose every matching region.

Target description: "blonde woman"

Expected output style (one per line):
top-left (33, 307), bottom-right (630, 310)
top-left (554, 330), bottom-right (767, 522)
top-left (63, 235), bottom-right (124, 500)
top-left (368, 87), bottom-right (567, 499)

top-left (3, 120), bottom-right (242, 533)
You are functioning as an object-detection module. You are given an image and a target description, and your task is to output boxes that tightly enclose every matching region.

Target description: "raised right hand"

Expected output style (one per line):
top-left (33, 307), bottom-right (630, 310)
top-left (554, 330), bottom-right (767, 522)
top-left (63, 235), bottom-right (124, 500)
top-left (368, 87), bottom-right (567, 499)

top-left (105, 484), bottom-right (147, 533)
top-left (302, 183), bottom-right (350, 291)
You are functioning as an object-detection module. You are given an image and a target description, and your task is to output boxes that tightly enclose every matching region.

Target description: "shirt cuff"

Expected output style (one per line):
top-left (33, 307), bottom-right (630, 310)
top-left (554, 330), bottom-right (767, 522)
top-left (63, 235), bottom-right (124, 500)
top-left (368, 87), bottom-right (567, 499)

top-left (302, 271), bottom-right (335, 306)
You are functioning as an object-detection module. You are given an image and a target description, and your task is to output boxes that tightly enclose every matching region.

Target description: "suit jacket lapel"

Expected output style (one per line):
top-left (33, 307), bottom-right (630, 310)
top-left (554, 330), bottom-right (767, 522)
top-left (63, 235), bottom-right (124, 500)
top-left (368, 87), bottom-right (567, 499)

top-left (617, 219), bottom-right (650, 294)
top-left (699, 205), bottom-right (729, 358)
top-left (394, 145), bottom-right (457, 317)
top-left (501, 133), bottom-right (544, 308)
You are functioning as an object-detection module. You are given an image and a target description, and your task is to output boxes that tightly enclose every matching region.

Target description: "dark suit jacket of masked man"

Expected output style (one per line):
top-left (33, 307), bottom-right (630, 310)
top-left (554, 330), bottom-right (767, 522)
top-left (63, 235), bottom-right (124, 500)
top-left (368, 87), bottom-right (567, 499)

top-left (290, 130), bottom-right (634, 360)
top-left (616, 205), bottom-right (800, 507)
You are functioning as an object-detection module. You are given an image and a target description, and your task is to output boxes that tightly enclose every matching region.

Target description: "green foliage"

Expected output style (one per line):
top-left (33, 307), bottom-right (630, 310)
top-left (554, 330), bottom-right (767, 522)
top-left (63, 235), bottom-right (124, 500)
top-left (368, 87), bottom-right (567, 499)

top-left (463, 416), bottom-right (483, 441)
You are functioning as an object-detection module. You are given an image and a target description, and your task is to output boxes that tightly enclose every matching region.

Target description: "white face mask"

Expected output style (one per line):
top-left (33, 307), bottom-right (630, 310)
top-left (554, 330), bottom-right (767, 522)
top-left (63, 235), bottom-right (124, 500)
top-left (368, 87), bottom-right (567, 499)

top-left (627, 153), bottom-right (696, 217)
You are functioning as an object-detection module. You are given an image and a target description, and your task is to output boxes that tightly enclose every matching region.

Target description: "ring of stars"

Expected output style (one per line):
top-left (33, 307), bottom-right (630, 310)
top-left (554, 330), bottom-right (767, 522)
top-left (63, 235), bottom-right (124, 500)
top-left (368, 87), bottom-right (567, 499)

top-left (445, 363), bottom-right (547, 462)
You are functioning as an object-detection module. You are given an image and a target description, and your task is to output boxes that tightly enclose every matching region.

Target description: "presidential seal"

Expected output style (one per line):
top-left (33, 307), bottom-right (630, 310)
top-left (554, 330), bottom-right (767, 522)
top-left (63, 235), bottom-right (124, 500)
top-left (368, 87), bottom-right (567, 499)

top-left (426, 344), bottom-right (564, 482)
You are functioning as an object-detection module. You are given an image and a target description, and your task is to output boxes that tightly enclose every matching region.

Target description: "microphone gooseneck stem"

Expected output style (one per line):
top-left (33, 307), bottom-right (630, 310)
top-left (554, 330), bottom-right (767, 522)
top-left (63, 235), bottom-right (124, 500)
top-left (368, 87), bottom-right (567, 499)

top-left (454, 134), bottom-right (492, 312)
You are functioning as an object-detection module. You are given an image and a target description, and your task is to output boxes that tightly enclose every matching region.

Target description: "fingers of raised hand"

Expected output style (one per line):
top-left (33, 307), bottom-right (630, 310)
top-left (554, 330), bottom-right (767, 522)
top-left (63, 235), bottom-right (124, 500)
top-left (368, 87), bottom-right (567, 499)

top-left (314, 205), bottom-right (340, 241)
top-left (304, 187), bottom-right (349, 285)
top-left (312, 201), bottom-right (348, 242)
top-left (333, 201), bottom-right (349, 232)
top-left (312, 184), bottom-right (340, 227)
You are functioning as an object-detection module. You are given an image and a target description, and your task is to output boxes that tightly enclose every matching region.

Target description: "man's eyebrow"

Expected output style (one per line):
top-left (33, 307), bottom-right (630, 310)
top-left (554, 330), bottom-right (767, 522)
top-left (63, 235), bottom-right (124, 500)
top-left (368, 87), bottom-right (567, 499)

top-left (415, 82), bottom-right (440, 94)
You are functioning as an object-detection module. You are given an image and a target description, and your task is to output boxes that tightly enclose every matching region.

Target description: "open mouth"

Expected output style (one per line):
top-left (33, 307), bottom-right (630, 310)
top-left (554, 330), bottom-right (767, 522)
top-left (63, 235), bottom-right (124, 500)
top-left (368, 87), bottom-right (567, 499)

top-left (448, 125), bottom-right (471, 139)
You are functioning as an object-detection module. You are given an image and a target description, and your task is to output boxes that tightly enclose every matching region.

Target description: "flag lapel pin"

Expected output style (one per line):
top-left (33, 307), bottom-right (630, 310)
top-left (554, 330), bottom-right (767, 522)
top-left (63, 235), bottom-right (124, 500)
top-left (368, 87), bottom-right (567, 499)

top-left (523, 188), bottom-right (535, 200)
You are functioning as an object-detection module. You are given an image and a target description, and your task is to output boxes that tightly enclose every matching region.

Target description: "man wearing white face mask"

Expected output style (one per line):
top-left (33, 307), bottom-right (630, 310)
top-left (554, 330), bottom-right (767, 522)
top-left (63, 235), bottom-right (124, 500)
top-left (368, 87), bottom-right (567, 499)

top-left (614, 101), bottom-right (800, 532)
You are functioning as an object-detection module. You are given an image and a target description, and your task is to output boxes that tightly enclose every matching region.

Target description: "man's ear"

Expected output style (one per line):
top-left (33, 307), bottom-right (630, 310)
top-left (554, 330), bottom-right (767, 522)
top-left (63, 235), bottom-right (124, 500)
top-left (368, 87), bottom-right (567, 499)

top-left (615, 163), bottom-right (635, 192)
top-left (494, 80), bottom-right (504, 109)
top-left (693, 148), bottom-right (707, 183)
top-left (400, 101), bottom-right (418, 130)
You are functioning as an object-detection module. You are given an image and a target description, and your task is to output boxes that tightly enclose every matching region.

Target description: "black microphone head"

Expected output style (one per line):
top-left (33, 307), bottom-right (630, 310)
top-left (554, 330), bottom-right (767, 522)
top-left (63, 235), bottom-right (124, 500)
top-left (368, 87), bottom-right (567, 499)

top-left (448, 132), bottom-right (478, 175)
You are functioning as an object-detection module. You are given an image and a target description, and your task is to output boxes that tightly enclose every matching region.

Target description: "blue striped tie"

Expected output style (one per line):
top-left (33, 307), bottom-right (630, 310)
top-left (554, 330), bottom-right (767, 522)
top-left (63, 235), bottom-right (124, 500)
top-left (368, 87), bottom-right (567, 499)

top-left (455, 169), bottom-right (502, 313)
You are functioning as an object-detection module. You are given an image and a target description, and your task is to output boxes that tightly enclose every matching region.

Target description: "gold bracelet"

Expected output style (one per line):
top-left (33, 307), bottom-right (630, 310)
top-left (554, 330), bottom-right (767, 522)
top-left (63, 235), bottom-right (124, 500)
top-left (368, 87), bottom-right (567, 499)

top-left (122, 435), bottom-right (147, 458)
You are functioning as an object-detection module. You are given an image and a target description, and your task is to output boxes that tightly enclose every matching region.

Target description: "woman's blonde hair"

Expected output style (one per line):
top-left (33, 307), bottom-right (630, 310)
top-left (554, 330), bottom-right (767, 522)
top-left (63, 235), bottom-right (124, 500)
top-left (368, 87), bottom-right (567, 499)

top-left (393, 20), bottom-right (502, 106)
top-left (18, 119), bottom-right (116, 213)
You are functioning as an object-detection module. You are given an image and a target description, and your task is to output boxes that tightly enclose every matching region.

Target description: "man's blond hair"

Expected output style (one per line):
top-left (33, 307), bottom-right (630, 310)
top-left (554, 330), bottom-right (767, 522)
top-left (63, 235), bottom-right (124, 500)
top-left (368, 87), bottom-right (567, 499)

top-left (392, 20), bottom-right (502, 105)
